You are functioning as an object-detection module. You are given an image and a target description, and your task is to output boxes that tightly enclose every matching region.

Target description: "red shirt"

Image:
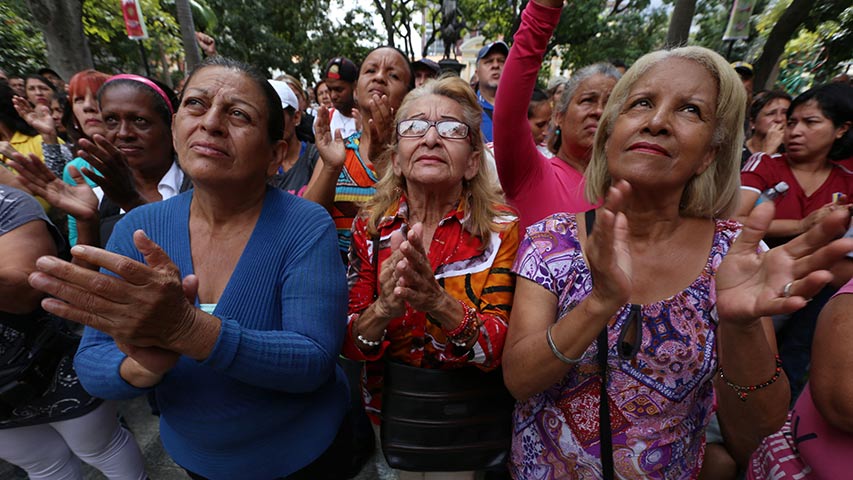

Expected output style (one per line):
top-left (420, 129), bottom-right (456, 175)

top-left (741, 153), bottom-right (853, 220)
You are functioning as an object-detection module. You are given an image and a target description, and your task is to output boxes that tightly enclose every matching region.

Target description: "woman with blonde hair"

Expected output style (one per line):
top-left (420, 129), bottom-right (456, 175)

top-left (502, 4), bottom-right (853, 476)
top-left (343, 75), bottom-right (519, 479)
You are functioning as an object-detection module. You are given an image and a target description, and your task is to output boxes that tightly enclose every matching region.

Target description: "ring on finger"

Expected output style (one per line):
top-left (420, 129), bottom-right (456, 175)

top-left (782, 281), bottom-right (794, 298)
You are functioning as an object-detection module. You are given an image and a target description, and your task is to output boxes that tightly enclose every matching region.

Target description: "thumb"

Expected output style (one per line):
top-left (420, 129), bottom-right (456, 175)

top-left (182, 274), bottom-right (199, 304)
top-left (732, 201), bottom-right (774, 255)
top-left (133, 230), bottom-right (174, 269)
top-left (390, 229), bottom-right (405, 251)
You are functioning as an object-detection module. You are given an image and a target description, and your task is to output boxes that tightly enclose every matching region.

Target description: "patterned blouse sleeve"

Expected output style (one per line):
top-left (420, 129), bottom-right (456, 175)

top-left (512, 221), bottom-right (560, 296)
top-left (454, 219), bottom-right (520, 371)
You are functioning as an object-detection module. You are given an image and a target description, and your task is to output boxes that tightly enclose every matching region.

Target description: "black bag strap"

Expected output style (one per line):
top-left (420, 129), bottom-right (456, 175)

top-left (584, 209), bottom-right (615, 480)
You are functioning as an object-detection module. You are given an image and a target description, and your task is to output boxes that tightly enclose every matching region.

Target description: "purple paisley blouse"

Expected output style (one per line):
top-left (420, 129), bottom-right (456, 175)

top-left (510, 213), bottom-right (740, 479)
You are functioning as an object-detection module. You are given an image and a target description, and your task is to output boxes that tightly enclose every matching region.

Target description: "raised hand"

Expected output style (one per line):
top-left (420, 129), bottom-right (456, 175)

top-left (194, 31), bottom-right (217, 56)
top-left (77, 134), bottom-right (146, 211)
top-left (29, 230), bottom-right (199, 349)
top-left (373, 229), bottom-right (407, 319)
top-left (717, 201), bottom-right (853, 325)
top-left (763, 122), bottom-right (785, 154)
top-left (393, 223), bottom-right (446, 313)
top-left (584, 180), bottom-right (632, 312)
top-left (313, 106), bottom-right (347, 171)
top-left (13, 96), bottom-right (57, 141)
top-left (113, 273), bottom-right (199, 377)
top-left (366, 94), bottom-right (395, 163)
top-left (8, 152), bottom-right (98, 222)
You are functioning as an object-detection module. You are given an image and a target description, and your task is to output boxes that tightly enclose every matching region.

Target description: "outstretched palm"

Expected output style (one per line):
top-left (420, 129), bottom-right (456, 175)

top-left (8, 153), bottom-right (99, 222)
top-left (717, 201), bottom-right (853, 325)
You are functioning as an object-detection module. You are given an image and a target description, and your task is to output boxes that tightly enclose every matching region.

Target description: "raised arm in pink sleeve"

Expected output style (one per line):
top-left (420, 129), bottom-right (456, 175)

top-left (493, 1), bottom-right (593, 230)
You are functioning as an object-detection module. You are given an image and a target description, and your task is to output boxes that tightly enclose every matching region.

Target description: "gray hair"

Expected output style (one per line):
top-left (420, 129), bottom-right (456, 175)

top-left (554, 63), bottom-right (622, 115)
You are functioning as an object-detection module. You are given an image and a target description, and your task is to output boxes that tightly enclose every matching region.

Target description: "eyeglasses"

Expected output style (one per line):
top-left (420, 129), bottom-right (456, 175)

top-left (397, 119), bottom-right (470, 140)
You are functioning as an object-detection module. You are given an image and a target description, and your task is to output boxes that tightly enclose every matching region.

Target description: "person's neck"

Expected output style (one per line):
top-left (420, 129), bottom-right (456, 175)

top-left (557, 145), bottom-right (591, 173)
top-left (479, 86), bottom-right (497, 105)
top-left (789, 154), bottom-right (832, 173)
top-left (281, 134), bottom-right (301, 172)
top-left (745, 133), bottom-right (765, 153)
top-left (405, 183), bottom-right (463, 228)
top-left (621, 192), bottom-right (688, 243)
top-left (190, 181), bottom-right (267, 230)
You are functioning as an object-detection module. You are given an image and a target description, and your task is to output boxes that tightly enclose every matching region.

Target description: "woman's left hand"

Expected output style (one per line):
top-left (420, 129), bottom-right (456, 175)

top-left (393, 222), bottom-right (446, 312)
top-left (28, 229), bottom-right (199, 349)
top-left (77, 135), bottom-right (147, 211)
top-left (717, 201), bottom-right (853, 325)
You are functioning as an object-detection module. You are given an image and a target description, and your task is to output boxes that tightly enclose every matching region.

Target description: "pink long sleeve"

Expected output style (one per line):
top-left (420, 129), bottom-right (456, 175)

top-left (493, 1), bottom-right (593, 230)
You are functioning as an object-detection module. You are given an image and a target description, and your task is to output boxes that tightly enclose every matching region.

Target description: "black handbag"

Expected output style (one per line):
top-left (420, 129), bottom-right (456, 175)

top-left (0, 312), bottom-right (78, 415)
top-left (380, 360), bottom-right (515, 472)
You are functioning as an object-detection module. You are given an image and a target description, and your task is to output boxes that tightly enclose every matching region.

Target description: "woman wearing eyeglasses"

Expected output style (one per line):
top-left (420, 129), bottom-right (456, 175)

top-left (342, 76), bottom-right (519, 479)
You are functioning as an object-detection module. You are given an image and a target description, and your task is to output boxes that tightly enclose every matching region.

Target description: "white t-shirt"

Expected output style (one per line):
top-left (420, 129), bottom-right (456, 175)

top-left (329, 109), bottom-right (358, 139)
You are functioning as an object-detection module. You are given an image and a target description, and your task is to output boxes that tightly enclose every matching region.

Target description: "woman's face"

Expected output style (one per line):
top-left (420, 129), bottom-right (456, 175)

top-left (316, 82), bottom-right (332, 108)
top-left (174, 66), bottom-right (281, 188)
top-left (753, 98), bottom-right (789, 138)
top-left (528, 101), bottom-right (552, 145)
top-left (72, 88), bottom-right (105, 138)
top-left (557, 74), bottom-right (617, 160)
top-left (785, 100), bottom-right (848, 163)
top-left (99, 84), bottom-right (173, 174)
top-left (50, 99), bottom-right (65, 132)
top-left (605, 58), bottom-right (718, 190)
top-left (392, 94), bottom-right (478, 189)
top-left (25, 78), bottom-right (54, 106)
top-left (356, 48), bottom-right (411, 118)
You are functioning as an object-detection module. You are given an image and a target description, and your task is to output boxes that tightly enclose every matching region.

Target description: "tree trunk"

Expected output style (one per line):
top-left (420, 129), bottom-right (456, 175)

top-left (175, 0), bottom-right (202, 71)
top-left (752, 0), bottom-right (812, 91)
top-left (665, 0), bottom-right (697, 47)
top-left (373, 0), bottom-right (395, 46)
top-left (25, 0), bottom-right (93, 79)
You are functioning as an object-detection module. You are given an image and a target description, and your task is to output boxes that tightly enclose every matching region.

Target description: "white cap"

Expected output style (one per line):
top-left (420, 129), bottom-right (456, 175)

top-left (267, 80), bottom-right (299, 111)
top-left (775, 181), bottom-right (789, 194)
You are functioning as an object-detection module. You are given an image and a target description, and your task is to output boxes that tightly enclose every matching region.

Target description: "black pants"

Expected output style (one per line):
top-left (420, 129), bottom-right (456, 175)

top-left (184, 410), bottom-right (356, 480)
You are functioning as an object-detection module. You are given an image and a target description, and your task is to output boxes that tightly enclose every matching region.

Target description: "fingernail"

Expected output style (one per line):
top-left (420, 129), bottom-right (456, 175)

top-left (36, 256), bottom-right (57, 269)
top-left (71, 245), bottom-right (86, 255)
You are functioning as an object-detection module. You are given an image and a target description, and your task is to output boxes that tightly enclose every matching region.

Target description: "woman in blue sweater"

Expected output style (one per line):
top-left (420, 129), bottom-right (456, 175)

top-left (25, 57), bottom-right (351, 479)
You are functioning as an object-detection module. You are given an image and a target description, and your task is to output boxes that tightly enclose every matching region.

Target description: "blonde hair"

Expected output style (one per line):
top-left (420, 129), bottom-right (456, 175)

top-left (585, 46), bottom-right (745, 218)
top-left (364, 75), bottom-right (506, 244)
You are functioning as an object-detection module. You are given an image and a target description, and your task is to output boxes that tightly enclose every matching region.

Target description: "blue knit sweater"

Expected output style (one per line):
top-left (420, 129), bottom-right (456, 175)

top-left (75, 188), bottom-right (349, 479)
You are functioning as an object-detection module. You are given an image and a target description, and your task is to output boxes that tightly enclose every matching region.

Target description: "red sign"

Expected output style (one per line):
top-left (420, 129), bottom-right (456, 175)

top-left (122, 0), bottom-right (149, 40)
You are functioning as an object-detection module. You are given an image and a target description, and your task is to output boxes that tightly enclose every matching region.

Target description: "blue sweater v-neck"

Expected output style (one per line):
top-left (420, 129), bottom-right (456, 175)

top-left (75, 188), bottom-right (349, 479)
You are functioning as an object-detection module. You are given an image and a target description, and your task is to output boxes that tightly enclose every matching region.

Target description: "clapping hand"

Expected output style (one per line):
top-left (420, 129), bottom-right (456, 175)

top-left (8, 152), bottom-right (99, 222)
top-left (13, 96), bottom-right (57, 141)
top-left (717, 201), bottom-right (853, 325)
top-left (77, 135), bottom-right (147, 211)
top-left (313, 106), bottom-right (347, 172)
top-left (392, 223), bottom-right (446, 313)
top-left (585, 180), bottom-right (633, 313)
top-left (365, 94), bottom-right (395, 165)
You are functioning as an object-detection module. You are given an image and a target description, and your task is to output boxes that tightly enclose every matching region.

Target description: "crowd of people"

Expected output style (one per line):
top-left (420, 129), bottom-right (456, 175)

top-left (1, 0), bottom-right (852, 478)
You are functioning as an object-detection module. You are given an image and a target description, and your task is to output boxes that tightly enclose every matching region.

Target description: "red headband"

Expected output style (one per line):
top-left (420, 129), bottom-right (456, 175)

top-left (105, 74), bottom-right (174, 115)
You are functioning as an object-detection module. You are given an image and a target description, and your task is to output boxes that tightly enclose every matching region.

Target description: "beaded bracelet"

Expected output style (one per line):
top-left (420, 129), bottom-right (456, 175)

top-left (447, 300), bottom-right (480, 347)
top-left (356, 329), bottom-right (386, 349)
top-left (718, 354), bottom-right (783, 401)
top-left (546, 323), bottom-right (583, 364)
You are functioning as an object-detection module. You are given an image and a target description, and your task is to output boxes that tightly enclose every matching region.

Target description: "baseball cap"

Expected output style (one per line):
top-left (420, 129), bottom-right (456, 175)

top-left (268, 80), bottom-right (299, 111)
top-left (731, 61), bottom-right (754, 77)
top-left (323, 57), bottom-right (358, 84)
top-left (476, 41), bottom-right (509, 63)
top-left (412, 58), bottom-right (441, 76)
top-left (37, 67), bottom-right (62, 79)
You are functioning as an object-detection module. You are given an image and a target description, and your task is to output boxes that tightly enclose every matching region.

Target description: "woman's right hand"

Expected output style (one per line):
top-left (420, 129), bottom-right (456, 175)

top-left (313, 106), bottom-right (347, 172)
top-left (799, 202), bottom-right (843, 234)
top-left (7, 152), bottom-right (99, 222)
top-left (585, 180), bottom-right (632, 313)
top-left (763, 122), bottom-right (785, 154)
top-left (374, 229), bottom-right (407, 319)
